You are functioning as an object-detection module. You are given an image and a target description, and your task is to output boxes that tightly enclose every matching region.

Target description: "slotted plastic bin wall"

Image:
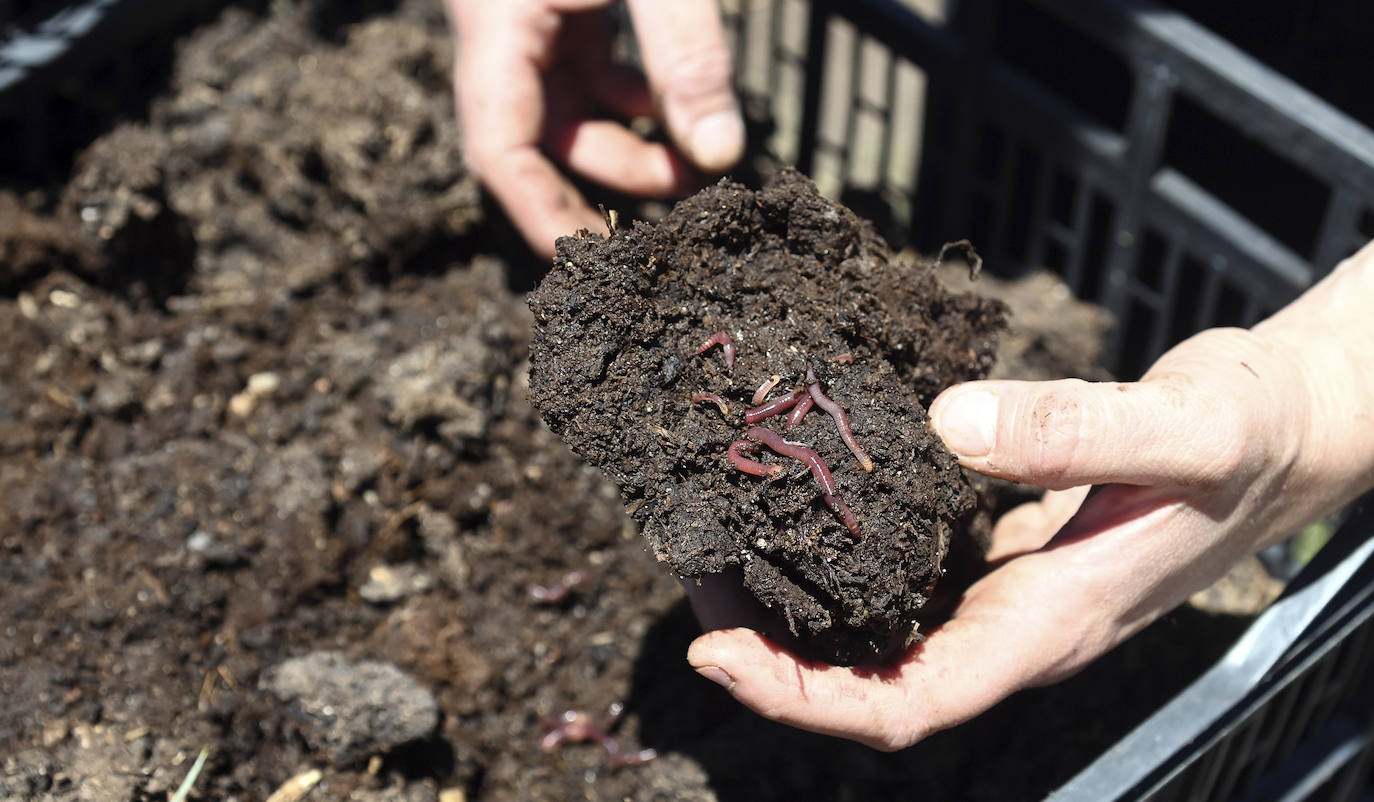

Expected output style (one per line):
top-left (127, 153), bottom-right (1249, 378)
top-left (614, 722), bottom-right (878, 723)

top-left (721, 0), bottom-right (1374, 799)
top-left (724, 0), bottom-right (1374, 378)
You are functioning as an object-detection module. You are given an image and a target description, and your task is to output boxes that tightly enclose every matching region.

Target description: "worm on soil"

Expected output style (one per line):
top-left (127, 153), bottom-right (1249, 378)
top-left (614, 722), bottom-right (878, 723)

top-left (727, 439), bottom-right (785, 478)
top-left (806, 368), bottom-right (874, 472)
top-left (786, 394), bottom-right (814, 429)
top-left (528, 570), bottom-right (594, 605)
top-left (743, 387), bottom-right (805, 424)
top-left (694, 332), bottom-right (736, 368)
top-left (746, 426), bottom-right (861, 538)
top-left (540, 706), bottom-right (657, 767)
top-left (752, 374), bottom-right (782, 406)
top-left (691, 392), bottom-right (731, 417)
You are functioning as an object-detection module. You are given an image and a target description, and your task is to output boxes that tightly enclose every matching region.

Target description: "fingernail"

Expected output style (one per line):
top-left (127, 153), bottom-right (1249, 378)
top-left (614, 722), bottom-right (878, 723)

top-left (690, 110), bottom-right (744, 172)
top-left (695, 665), bottom-right (735, 691)
top-left (933, 389), bottom-right (997, 457)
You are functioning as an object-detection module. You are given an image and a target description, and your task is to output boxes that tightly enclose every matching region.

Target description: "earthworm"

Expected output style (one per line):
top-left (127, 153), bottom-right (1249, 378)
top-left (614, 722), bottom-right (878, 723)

top-left (529, 570), bottom-right (594, 604)
top-left (694, 332), bottom-right (736, 368)
top-left (743, 387), bottom-right (805, 424)
top-left (727, 439), bottom-right (785, 478)
top-left (540, 707), bottom-right (657, 767)
top-left (832, 353), bottom-right (854, 364)
top-left (691, 392), bottom-right (731, 416)
top-left (806, 368), bottom-right (874, 473)
top-left (786, 395), bottom-right (814, 429)
top-left (746, 427), bottom-right (861, 537)
top-left (752, 374), bottom-right (782, 406)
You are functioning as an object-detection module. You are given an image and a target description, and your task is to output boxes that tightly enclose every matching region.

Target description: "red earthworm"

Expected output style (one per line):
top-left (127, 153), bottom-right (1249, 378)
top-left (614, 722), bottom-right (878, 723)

top-left (786, 395), bottom-right (814, 429)
top-left (746, 427), bottom-right (861, 537)
top-left (727, 439), bottom-right (785, 478)
top-left (694, 332), bottom-right (736, 368)
top-left (540, 706), bottom-right (657, 767)
top-left (832, 353), bottom-right (854, 364)
top-left (806, 368), bottom-right (875, 473)
top-left (752, 374), bottom-right (782, 406)
top-left (743, 387), bottom-right (805, 424)
top-left (820, 491), bottom-right (861, 538)
top-left (691, 392), bottom-right (731, 416)
top-left (528, 570), bottom-right (594, 604)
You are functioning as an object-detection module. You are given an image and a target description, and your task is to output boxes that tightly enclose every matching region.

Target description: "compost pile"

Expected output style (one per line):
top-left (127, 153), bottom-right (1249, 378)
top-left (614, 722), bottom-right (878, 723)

top-left (528, 170), bottom-right (1006, 664)
top-left (0, 1), bottom-right (1257, 800)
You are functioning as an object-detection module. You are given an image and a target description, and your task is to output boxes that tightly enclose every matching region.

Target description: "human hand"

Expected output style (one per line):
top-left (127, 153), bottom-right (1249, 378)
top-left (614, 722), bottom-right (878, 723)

top-left (685, 242), bottom-right (1374, 750)
top-left (445, 0), bottom-right (744, 257)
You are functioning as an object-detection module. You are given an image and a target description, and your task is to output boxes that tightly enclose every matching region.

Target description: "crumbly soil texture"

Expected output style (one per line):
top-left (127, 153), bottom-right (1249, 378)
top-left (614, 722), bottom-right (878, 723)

top-left (529, 170), bottom-right (1005, 664)
top-left (0, 1), bottom-right (1258, 799)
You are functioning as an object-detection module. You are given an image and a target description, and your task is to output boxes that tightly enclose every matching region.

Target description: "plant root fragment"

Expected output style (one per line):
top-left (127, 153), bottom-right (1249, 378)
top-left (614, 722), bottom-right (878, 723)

top-left (937, 238), bottom-right (983, 280)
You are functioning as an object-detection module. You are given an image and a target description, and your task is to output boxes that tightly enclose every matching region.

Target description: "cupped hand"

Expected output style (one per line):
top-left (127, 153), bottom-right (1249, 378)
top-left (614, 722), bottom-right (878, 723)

top-left (446, 0), bottom-right (744, 257)
top-left (685, 321), bottom-right (1359, 751)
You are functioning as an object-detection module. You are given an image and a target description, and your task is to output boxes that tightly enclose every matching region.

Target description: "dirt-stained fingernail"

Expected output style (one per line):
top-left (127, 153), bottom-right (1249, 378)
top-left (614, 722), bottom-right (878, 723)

top-left (933, 389), bottom-right (997, 458)
top-left (694, 665), bottom-right (735, 691)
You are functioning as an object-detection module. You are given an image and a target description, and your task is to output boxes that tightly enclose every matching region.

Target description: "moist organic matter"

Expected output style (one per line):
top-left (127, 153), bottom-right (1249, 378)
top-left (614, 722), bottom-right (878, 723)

top-left (528, 170), bottom-right (1006, 664)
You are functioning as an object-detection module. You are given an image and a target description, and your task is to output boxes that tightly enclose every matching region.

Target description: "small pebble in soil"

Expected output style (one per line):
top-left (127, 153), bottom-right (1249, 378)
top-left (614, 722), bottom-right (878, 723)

top-left (359, 564), bottom-right (434, 604)
top-left (260, 651), bottom-right (439, 766)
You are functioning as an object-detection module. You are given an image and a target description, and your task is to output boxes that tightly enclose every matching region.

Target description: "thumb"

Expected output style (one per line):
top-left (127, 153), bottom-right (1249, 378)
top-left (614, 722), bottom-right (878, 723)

top-left (927, 377), bottom-right (1248, 491)
top-left (625, 0), bottom-right (744, 172)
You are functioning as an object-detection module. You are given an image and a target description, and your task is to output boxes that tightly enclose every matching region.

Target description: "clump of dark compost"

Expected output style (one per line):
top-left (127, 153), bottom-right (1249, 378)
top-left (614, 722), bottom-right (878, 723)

top-left (528, 169), bottom-right (1006, 664)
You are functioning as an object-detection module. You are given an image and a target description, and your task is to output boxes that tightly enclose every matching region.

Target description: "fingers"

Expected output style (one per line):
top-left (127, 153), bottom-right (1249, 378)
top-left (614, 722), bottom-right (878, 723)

top-left (453, 3), bottom-right (605, 257)
top-left (985, 486), bottom-right (1089, 562)
top-left (545, 118), bottom-right (698, 197)
top-left (624, 0), bottom-right (744, 172)
top-left (926, 376), bottom-right (1252, 491)
top-left (685, 503), bottom-right (1180, 751)
top-left (484, 151), bottom-right (607, 258)
top-left (685, 572), bottom-right (1085, 752)
top-left (687, 629), bottom-right (935, 751)
top-left (584, 63), bottom-right (657, 120)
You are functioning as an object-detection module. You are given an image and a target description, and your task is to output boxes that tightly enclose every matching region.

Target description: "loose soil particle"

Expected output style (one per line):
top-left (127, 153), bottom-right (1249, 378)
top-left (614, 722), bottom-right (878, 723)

top-left (528, 169), bottom-right (1006, 664)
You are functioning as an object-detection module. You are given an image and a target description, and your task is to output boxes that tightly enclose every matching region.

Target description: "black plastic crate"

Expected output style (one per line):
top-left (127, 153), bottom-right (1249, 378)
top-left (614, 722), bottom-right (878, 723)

top-left (724, 0), bottom-right (1374, 378)
top-left (722, 1), bottom-right (1374, 799)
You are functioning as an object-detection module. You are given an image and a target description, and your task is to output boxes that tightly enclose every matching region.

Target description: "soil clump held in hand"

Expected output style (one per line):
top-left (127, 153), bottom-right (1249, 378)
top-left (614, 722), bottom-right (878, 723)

top-left (528, 169), bottom-right (1006, 664)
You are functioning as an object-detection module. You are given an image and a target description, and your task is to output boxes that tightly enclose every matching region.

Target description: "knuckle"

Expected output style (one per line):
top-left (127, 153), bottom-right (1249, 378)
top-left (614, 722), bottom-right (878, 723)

top-left (1019, 381), bottom-right (1090, 484)
top-left (1188, 400), bottom-right (1255, 485)
top-left (870, 731), bottom-right (909, 753)
top-left (1152, 328), bottom-right (1290, 486)
top-left (660, 40), bottom-right (734, 107)
top-left (875, 720), bottom-right (923, 752)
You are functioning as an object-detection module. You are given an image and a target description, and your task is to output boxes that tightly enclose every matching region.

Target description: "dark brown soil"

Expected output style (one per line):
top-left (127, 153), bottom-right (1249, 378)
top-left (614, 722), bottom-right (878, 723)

top-left (528, 171), bottom-right (1005, 664)
top-left (0, 1), bottom-right (1259, 799)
